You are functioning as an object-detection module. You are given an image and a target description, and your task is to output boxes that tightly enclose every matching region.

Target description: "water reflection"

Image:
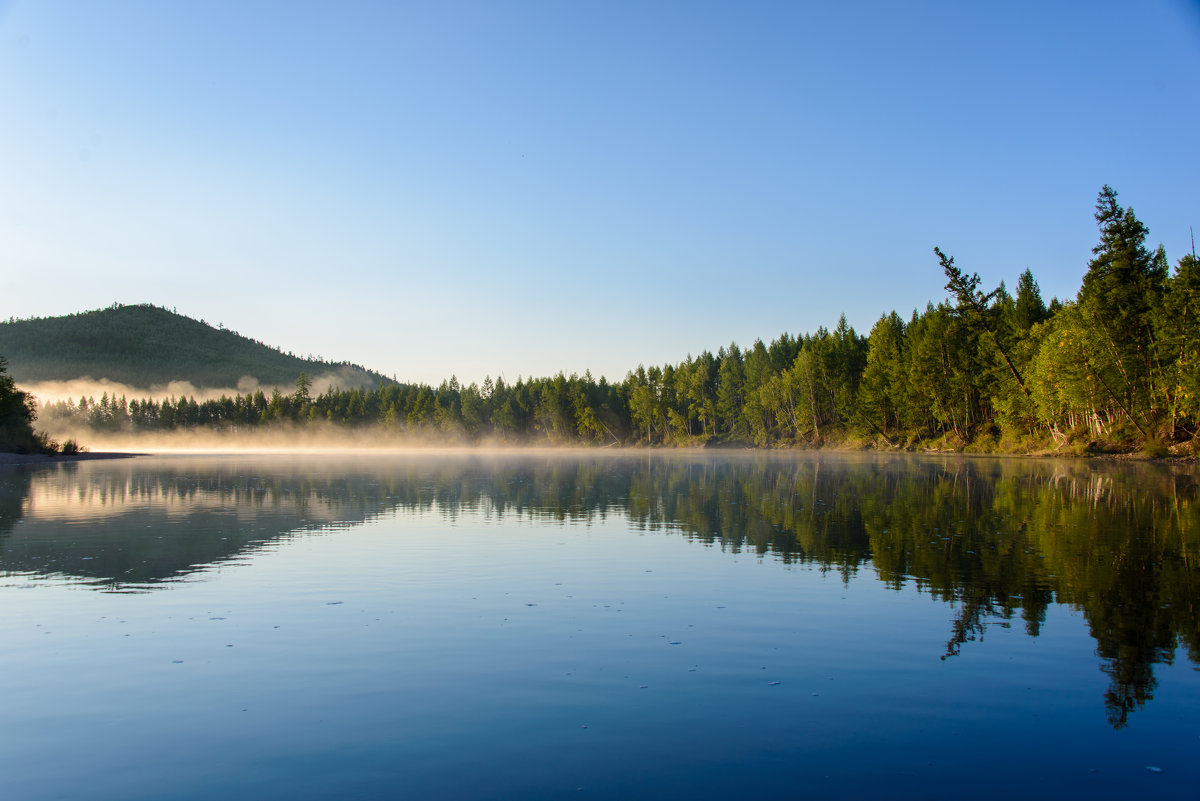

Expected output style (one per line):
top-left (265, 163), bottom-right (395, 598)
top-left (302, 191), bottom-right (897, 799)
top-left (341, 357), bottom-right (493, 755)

top-left (1, 452), bottom-right (1196, 728)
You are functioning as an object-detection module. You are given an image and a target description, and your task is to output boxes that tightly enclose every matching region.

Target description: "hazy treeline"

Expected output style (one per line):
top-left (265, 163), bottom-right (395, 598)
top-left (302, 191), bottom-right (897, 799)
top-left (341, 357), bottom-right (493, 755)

top-left (36, 187), bottom-right (1200, 453)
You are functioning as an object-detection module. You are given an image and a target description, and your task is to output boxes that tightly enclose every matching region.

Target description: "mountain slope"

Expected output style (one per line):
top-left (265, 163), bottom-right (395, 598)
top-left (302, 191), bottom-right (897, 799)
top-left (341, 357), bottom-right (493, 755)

top-left (0, 304), bottom-right (389, 390)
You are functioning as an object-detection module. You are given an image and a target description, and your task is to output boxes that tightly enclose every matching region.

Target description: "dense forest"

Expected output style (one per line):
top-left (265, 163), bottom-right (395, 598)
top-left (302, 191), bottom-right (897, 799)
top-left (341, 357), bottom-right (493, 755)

top-left (0, 303), bottom-right (389, 388)
top-left (20, 187), bottom-right (1200, 455)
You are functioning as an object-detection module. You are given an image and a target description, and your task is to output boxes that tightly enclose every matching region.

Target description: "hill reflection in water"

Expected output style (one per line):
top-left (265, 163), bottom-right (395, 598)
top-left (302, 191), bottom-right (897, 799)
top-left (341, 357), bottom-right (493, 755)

top-left (1, 451), bottom-right (1196, 728)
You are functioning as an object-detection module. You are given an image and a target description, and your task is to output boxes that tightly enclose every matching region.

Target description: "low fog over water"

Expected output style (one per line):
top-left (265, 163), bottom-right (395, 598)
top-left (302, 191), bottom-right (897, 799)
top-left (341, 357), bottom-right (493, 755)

top-left (33, 424), bottom-right (619, 454)
top-left (23, 370), bottom-right (368, 406)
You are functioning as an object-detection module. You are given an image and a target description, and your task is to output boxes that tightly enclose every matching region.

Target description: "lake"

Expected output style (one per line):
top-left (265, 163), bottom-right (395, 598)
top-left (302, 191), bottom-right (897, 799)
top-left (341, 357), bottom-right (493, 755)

top-left (1, 451), bottom-right (1197, 800)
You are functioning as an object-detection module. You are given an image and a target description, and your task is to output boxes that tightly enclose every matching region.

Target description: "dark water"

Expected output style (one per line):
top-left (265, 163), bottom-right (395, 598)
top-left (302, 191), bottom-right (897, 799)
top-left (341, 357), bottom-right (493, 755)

top-left (1, 452), bottom-right (1197, 800)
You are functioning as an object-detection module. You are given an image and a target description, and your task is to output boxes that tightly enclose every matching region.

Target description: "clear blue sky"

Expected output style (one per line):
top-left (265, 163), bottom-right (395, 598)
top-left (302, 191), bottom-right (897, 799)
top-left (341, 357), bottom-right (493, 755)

top-left (2, 1), bottom-right (1198, 386)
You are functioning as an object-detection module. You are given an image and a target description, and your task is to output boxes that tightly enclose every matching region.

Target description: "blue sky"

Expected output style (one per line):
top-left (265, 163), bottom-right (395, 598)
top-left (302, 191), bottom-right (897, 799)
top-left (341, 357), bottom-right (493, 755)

top-left (2, 1), bottom-right (1198, 386)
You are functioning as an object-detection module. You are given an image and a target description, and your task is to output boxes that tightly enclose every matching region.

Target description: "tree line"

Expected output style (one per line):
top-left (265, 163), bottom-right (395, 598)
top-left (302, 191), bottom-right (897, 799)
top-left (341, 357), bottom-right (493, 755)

top-left (33, 187), bottom-right (1200, 454)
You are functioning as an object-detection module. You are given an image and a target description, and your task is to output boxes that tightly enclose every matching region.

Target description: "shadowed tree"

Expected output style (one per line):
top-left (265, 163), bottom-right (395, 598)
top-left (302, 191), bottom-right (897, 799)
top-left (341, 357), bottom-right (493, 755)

top-left (0, 356), bottom-right (53, 454)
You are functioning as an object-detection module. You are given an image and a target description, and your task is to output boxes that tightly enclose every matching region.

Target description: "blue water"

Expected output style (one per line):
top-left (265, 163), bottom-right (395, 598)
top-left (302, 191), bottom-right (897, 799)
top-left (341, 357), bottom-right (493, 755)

top-left (1, 453), bottom-right (1197, 799)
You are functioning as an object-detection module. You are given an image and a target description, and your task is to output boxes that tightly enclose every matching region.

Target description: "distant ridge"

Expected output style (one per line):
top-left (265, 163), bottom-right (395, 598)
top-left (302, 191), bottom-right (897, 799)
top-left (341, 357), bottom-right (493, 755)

top-left (0, 304), bottom-right (390, 390)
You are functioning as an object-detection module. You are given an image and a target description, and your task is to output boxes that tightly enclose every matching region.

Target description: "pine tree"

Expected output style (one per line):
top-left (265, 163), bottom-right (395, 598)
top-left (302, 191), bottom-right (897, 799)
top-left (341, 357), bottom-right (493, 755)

top-left (1076, 186), bottom-right (1168, 436)
top-left (715, 344), bottom-right (745, 439)
top-left (858, 312), bottom-right (906, 441)
top-left (1157, 253), bottom-right (1200, 436)
top-left (1012, 269), bottom-right (1049, 331)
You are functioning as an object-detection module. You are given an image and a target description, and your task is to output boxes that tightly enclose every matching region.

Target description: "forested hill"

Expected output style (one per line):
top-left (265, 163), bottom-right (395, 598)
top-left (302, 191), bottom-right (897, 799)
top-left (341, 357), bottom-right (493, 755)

top-left (0, 304), bottom-right (390, 389)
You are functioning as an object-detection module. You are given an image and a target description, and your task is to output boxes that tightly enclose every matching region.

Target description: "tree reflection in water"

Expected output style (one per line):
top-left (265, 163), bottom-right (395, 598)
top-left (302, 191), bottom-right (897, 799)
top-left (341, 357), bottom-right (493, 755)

top-left (1, 452), bottom-right (1195, 728)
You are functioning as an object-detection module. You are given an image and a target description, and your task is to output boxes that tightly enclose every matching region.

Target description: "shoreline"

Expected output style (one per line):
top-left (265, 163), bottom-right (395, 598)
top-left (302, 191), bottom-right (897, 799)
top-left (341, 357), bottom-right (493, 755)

top-left (2, 444), bottom-right (1194, 466)
top-left (0, 451), bottom-right (143, 466)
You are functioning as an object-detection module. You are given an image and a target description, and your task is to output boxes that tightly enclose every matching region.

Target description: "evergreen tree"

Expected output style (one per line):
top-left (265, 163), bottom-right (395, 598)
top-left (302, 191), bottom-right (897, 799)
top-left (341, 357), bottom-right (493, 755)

top-left (715, 344), bottom-right (745, 439)
top-left (0, 356), bottom-right (50, 453)
top-left (858, 313), bottom-right (906, 442)
top-left (740, 341), bottom-right (772, 445)
top-left (1157, 253), bottom-right (1200, 436)
top-left (1076, 186), bottom-right (1168, 436)
top-left (1012, 269), bottom-right (1049, 331)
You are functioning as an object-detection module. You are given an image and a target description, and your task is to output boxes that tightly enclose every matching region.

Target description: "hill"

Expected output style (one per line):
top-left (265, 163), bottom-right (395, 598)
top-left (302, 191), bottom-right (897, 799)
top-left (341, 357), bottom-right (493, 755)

top-left (0, 304), bottom-right (390, 391)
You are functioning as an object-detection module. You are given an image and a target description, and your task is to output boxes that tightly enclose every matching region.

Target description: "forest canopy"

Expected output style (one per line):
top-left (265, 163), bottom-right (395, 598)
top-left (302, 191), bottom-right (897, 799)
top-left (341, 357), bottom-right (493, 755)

top-left (23, 187), bottom-right (1200, 455)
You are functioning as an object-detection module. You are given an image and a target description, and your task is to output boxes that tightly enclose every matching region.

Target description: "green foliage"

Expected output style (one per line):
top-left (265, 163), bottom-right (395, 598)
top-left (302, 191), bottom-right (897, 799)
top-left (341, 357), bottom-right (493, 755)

top-left (857, 312), bottom-right (906, 442)
top-left (1157, 253), bottom-right (1200, 436)
top-left (1011, 268), bottom-right (1049, 331)
top-left (1073, 187), bottom-right (1169, 436)
top-left (22, 190), bottom-right (1199, 456)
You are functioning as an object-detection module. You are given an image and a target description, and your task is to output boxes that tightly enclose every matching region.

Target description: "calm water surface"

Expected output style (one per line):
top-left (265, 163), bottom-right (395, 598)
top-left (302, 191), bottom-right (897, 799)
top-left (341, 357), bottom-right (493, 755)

top-left (1, 452), bottom-right (1197, 800)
